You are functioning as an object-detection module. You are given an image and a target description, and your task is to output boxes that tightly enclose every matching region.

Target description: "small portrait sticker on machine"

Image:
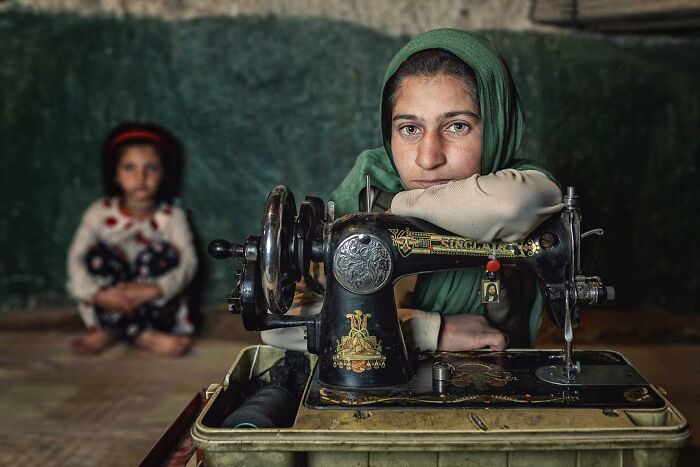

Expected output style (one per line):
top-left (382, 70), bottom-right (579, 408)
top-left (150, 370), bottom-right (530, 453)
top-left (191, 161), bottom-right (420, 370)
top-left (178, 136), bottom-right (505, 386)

top-left (481, 281), bottom-right (501, 304)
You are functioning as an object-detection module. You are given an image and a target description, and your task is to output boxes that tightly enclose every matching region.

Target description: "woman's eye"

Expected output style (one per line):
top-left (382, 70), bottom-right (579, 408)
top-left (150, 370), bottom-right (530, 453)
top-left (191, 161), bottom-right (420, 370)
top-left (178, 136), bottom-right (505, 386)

top-left (120, 163), bottom-right (135, 171)
top-left (145, 164), bottom-right (161, 173)
top-left (446, 122), bottom-right (470, 134)
top-left (399, 125), bottom-right (421, 137)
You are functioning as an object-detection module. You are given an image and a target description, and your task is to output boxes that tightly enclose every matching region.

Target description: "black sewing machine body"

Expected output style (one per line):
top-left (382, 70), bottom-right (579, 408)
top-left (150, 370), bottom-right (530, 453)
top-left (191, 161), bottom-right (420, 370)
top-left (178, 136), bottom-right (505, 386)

top-left (196, 185), bottom-right (690, 466)
top-left (210, 185), bottom-right (614, 390)
top-left (207, 184), bottom-right (663, 415)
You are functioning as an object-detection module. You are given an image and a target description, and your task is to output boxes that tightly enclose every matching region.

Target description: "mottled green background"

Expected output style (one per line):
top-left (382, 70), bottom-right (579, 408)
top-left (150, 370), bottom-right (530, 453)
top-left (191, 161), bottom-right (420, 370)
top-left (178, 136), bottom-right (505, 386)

top-left (0, 11), bottom-right (698, 313)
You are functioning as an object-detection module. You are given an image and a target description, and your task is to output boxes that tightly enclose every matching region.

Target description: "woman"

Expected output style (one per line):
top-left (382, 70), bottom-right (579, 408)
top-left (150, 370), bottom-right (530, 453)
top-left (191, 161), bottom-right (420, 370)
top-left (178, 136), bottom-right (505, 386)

top-left (263, 29), bottom-right (562, 352)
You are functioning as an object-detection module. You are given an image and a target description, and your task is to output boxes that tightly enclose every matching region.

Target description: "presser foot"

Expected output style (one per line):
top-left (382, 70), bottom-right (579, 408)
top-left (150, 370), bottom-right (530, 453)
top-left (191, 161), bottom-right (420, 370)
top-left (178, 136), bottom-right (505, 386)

top-left (544, 350), bottom-right (580, 384)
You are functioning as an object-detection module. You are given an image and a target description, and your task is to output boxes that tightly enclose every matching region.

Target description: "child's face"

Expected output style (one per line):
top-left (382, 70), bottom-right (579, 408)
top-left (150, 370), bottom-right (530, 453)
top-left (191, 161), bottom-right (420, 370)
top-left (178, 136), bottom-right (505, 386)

top-left (390, 74), bottom-right (482, 190)
top-left (115, 144), bottom-right (163, 204)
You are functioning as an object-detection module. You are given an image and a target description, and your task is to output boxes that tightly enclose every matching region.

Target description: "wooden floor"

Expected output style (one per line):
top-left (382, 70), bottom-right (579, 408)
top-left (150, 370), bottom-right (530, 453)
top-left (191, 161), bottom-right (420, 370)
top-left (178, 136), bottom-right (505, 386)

top-left (0, 306), bottom-right (260, 466)
top-left (0, 306), bottom-right (697, 466)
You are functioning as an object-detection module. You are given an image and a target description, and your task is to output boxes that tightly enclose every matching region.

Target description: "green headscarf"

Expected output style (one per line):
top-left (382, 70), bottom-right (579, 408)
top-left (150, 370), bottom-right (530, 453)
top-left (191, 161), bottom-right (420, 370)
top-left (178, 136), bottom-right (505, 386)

top-left (330, 29), bottom-right (553, 345)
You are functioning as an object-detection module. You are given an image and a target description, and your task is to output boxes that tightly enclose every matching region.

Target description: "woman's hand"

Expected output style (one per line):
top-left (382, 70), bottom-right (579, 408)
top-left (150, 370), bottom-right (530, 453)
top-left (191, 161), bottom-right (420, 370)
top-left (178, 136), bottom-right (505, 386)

top-left (94, 284), bottom-right (137, 314)
top-left (437, 314), bottom-right (509, 351)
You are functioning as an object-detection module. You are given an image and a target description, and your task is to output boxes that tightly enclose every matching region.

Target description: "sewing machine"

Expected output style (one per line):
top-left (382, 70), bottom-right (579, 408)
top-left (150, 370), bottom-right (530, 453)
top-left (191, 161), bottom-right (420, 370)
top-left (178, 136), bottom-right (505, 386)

top-left (204, 182), bottom-right (681, 414)
top-left (191, 183), bottom-right (690, 466)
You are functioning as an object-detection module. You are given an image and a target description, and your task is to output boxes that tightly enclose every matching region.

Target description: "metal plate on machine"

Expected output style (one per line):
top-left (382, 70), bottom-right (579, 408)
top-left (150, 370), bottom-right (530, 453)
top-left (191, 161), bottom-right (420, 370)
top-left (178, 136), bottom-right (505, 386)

top-left (535, 364), bottom-right (648, 386)
top-left (305, 350), bottom-right (665, 409)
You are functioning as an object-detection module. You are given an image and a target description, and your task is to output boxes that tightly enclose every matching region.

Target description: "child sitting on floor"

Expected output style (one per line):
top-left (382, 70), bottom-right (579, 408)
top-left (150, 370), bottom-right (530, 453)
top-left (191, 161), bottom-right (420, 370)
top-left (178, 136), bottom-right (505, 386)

top-left (67, 122), bottom-right (198, 357)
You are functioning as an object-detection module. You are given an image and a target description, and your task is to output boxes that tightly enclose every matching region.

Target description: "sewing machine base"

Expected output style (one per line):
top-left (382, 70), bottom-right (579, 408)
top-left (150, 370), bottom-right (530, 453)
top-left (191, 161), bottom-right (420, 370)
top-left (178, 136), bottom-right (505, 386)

top-left (192, 345), bottom-right (690, 467)
top-left (305, 350), bottom-right (664, 409)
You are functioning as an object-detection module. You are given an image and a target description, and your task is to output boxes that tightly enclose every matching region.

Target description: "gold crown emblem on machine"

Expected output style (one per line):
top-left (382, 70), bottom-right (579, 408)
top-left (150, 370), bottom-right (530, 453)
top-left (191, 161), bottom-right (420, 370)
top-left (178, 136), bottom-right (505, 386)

top-left (333, 310), bottom-right (386, 373)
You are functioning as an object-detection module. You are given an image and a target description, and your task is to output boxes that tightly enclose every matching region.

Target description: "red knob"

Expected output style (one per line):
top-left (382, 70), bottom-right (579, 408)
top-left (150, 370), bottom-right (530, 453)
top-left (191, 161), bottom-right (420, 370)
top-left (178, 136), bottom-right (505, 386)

top-left (486, 258), bottom-right (501, 272)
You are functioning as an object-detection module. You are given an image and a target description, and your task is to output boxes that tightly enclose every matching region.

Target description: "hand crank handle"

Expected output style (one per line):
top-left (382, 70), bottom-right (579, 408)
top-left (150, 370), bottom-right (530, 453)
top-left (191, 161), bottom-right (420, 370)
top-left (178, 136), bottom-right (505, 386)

top-left (208, 239), bottom-right (245, 260)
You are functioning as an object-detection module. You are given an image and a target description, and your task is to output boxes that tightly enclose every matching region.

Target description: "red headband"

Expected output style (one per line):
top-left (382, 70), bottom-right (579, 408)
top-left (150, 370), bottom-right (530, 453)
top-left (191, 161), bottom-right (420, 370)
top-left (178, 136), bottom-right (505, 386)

top-left (108, 130), bottom-right (166, 151)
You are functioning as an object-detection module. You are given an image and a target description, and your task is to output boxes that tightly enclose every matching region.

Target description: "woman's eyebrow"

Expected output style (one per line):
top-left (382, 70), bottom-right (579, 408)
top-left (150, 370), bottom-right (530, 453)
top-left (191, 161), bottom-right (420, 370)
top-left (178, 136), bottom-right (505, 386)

top-left (443, 110), bottom-right (481, 119)
top-left (392, 114), bottom-right (420, 122)
top-left (393, 111), bottom-right (481, 122)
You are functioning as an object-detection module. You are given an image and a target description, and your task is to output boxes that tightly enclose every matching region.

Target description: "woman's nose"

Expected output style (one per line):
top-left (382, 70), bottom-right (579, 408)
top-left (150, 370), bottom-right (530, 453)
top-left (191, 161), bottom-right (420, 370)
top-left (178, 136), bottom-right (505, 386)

top-left (415, 131), bottom-right (446, 170)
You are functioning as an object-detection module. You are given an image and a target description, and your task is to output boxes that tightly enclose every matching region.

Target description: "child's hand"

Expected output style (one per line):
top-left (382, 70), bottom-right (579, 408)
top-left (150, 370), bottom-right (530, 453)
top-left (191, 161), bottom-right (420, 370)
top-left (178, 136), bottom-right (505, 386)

top-left (95, 284), bottom-right (137, 314)
top-left (121, 282), bottom-right (163, 308)
top-left (437, 314), bottom-right (509, 351)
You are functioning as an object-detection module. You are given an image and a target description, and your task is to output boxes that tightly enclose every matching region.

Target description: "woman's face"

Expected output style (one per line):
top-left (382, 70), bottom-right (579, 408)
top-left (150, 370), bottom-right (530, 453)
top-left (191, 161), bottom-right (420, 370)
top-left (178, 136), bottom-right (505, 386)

top-left (390, 74), bottom-right (482, 190)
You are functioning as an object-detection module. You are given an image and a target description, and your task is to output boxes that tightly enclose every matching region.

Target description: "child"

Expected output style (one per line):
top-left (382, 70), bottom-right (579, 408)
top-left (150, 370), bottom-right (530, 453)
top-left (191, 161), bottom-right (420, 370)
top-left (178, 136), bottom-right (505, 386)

top-left (67, 122), bottom-right (198, 357)
top-left (263, 29), bottom-right (562, 353)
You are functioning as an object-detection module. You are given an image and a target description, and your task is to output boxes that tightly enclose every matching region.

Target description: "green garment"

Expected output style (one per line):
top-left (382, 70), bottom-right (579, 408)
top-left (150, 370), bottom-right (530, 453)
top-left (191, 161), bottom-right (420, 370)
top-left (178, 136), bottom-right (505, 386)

top-left (330, 29), bottom-right (555, 345)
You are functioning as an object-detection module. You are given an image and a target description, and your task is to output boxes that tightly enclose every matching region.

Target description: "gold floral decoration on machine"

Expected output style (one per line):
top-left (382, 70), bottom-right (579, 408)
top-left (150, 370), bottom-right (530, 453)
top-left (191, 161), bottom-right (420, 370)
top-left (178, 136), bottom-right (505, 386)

top-left (318, 387), bottom-right (579, 406)
top-left (333, 310), bottom-right (386, 373)
top-left (449, 362), bottom-right (517, 390)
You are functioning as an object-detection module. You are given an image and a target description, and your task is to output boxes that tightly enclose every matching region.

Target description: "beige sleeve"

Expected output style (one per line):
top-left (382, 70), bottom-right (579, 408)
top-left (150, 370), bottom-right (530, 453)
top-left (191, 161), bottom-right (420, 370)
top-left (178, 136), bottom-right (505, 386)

top-left (391, 170), bottom-right (563, 242)
top-left (155, 208), bottom-right (198, 304)
top-left (397, 308), bottom-right (442, 352)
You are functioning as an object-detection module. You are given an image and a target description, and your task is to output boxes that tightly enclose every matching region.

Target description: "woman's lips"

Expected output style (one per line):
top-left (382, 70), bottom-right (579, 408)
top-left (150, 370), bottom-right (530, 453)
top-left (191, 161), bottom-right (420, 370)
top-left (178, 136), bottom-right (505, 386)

top-left (414, 179), bottom-right (452, 189)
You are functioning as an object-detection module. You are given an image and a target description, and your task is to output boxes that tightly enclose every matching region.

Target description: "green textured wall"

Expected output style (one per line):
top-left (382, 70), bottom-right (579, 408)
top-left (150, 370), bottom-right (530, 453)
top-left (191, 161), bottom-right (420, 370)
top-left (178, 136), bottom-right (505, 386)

top-left (1, 11), bottom-right (699, 313)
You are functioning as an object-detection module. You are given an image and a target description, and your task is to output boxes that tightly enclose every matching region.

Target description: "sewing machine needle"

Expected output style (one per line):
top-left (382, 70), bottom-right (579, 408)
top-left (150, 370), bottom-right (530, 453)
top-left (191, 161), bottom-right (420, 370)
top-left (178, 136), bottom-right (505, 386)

top-left (366, 174), bottom-right (371, 213)
top-left (563, 292), bottom-right (575, 380)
